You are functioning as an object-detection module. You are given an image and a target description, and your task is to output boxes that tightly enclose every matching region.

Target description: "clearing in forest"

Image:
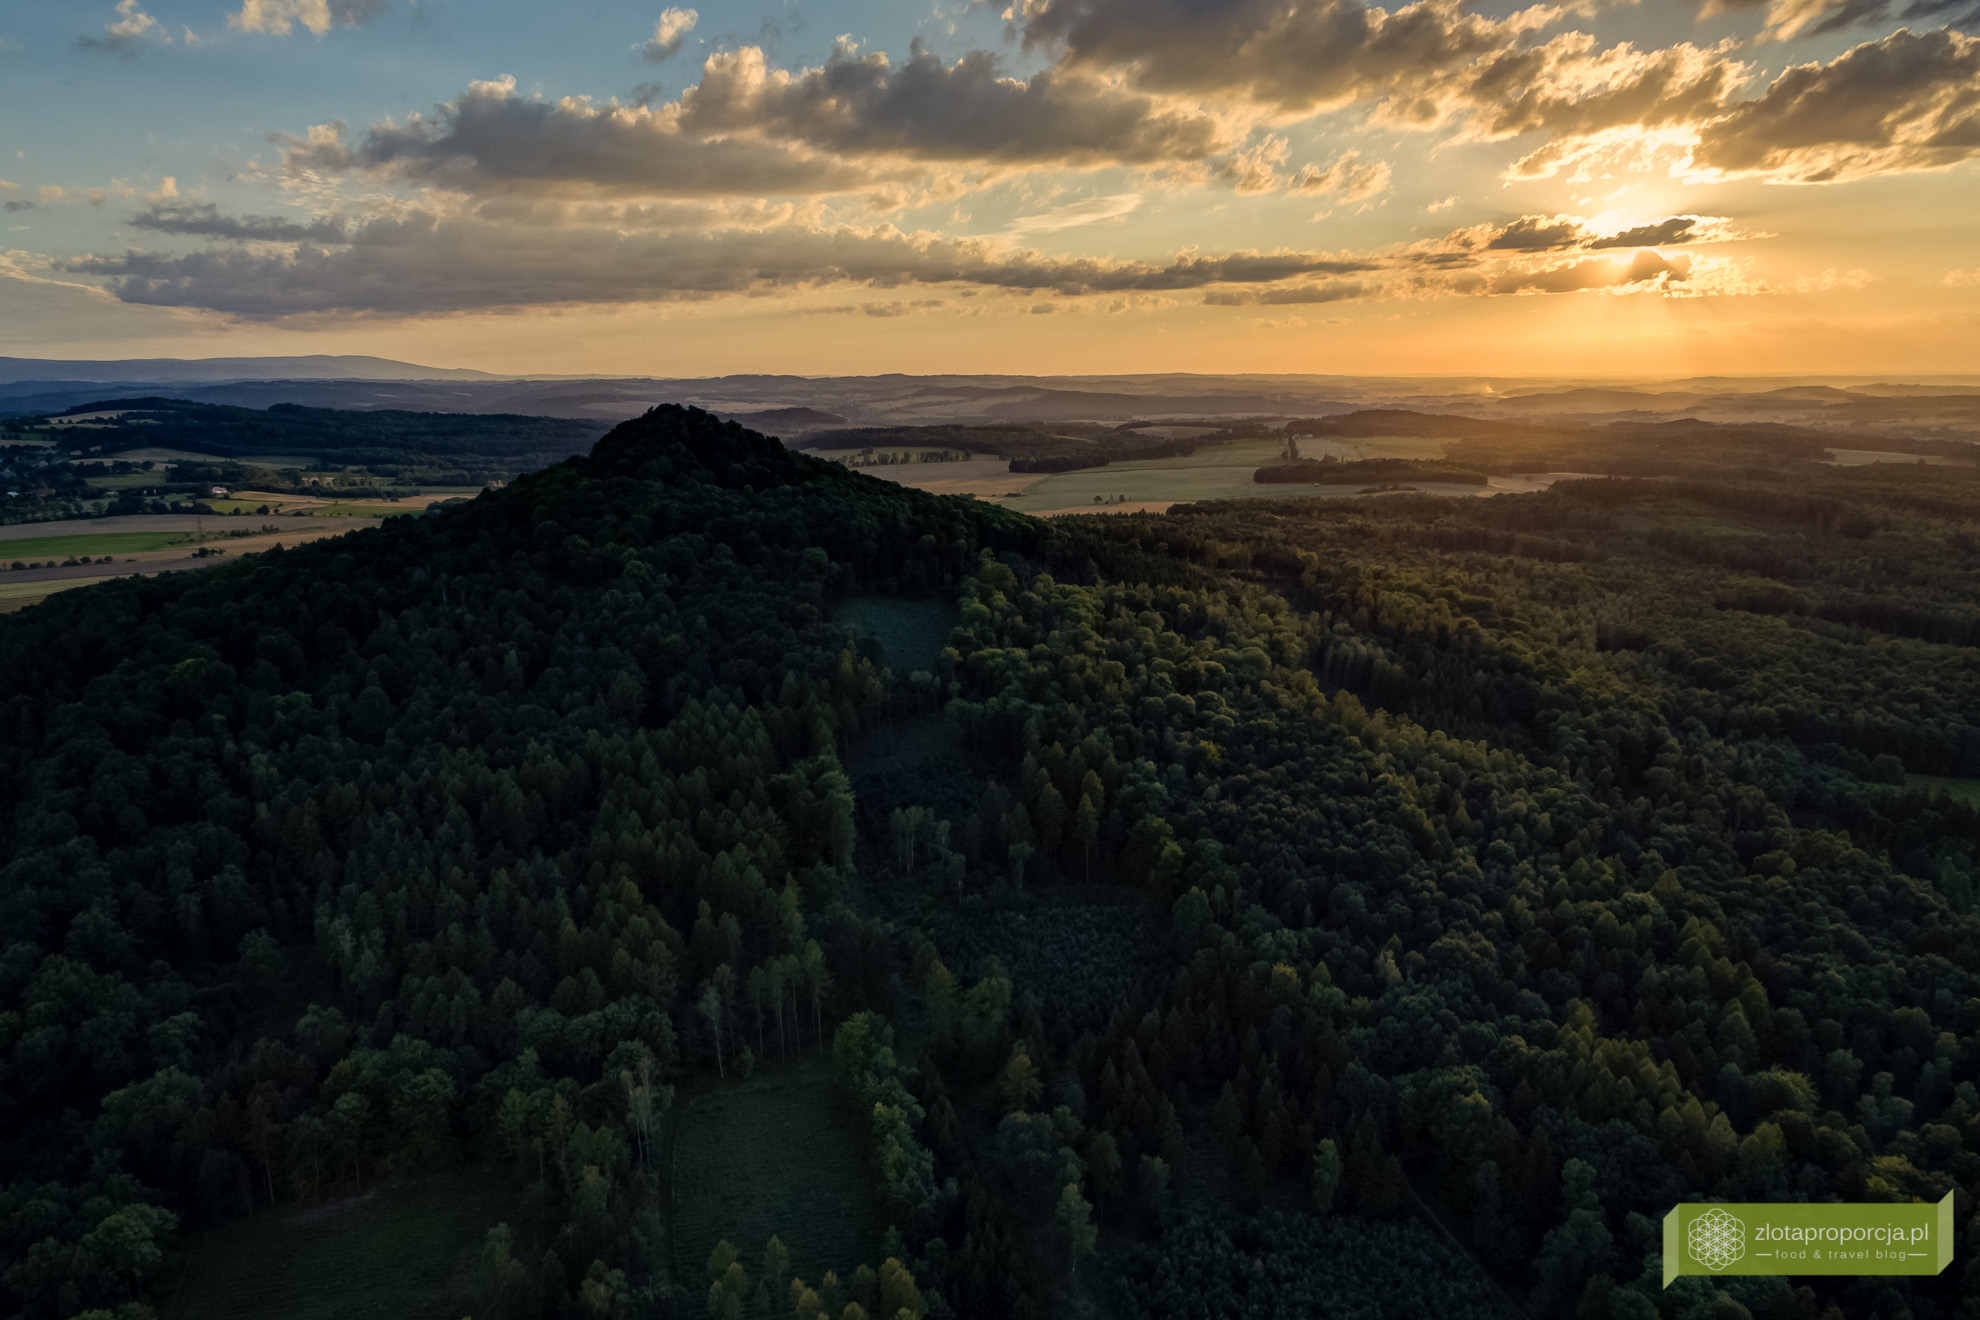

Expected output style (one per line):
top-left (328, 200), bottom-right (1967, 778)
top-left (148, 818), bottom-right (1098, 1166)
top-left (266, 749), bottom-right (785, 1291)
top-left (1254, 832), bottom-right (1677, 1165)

top-left (983, 437), bottom-right (1508, 515)
top-left (1909, 774), bottom-right (1980, 807)
top-left (837, 596), bottom-right (959, 673)
top-left (164, 1169), bottom-right (515, 1320)
top-left (670, 1059), bottom-right (884, 1286)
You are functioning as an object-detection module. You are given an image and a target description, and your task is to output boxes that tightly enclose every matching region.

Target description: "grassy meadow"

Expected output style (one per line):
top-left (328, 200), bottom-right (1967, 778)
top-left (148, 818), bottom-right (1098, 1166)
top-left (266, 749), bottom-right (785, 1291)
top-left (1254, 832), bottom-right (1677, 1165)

top-left (2, 530), bottom-right (189, 559)
top-left (163, 1170), bottom-right (516, 1320)
top-left (837, 596), bottom-right (959, 672)
top-left (1909, 774), bottom-right (1980, 807)
top-left (670, 1060), bottom-right (884, 1286)
top-left (0, 577), bottom-right (90, 613)
top-left (979, 436), bottom-right (1479, 513)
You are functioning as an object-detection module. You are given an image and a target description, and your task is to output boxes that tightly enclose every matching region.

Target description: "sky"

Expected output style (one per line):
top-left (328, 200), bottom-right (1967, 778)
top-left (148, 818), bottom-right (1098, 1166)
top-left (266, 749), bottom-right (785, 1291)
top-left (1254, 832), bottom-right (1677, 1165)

top-left (0, 0), bottom-right (1975, 377)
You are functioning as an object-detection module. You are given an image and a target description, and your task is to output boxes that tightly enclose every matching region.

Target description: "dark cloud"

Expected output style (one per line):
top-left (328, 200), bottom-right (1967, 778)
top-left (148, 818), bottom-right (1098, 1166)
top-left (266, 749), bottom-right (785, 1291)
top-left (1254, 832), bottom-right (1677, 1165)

top-left (1700, 0), bottom-right (1980, 38)
top-left (679, 41), bottom-right (1233, 166)
top-left (1491, 249), bottom-right (1691, 294)
top-left (1486, 216), bottom-right (1584, 251)
top-left (285, 81), bottom-right (900, 197)
top-left (1432, 214), bottom-right (1720, 258)
top-left (131, 202), bottom-right (349, 243)
top-left (1011, 0), bottom-right (1748, 176)
top-left (1460, 36), bottom-right (1746, 147)
top-left (1693, 27), bottom-right (1980, 180)
top-left (1587, 217), bottom-right (1702, 248)
top-left (3, 200), bottom-right (33, 214)
top-left (1203, 281), bottom-right (1366, 305)
top-left (290, 49), bottom-right (1233, 200)
top-left (68, 211), bottom-right (1381, 317)
top-left (1013, 0), bottom-right (1555, 115)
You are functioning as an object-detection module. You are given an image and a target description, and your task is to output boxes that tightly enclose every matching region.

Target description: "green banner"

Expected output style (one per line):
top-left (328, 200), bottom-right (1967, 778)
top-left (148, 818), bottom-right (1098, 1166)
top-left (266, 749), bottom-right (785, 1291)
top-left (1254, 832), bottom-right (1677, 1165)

top-left (1663, 1195), bottom-right (1954, 1286)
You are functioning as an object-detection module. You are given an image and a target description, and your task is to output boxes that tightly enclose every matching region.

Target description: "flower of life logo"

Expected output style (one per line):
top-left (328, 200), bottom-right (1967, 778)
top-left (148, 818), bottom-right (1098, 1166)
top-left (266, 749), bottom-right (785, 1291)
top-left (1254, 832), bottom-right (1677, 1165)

top-left (1688, 1208), bottom-right (1745, 1271)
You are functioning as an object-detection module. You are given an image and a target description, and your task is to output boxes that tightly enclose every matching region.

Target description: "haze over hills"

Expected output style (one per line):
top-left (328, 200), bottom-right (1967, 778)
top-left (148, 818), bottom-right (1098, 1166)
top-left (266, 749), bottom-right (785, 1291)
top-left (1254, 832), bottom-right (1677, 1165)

top-left (0, 355), bottom-right (508, 385)
top-left (3, 358), bottom-right (1979, 440)
top-left (10, 0), bottom-right (1980, 1309)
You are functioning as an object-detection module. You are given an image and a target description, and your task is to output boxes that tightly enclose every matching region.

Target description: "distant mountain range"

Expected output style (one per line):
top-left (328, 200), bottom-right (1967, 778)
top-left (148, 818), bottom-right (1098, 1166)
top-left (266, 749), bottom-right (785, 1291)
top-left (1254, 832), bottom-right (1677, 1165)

top-left (0, 355), bottom-right (506, 385)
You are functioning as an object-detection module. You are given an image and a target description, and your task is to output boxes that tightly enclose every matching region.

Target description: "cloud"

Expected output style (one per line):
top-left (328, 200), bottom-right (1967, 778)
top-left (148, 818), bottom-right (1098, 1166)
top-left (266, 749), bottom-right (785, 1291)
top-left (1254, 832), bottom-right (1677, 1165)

top-left (1289, 150), bottom-right (1392, 201)
top-left (1947, 267), bottom-right (1980, 285)
top-left (80, 188), bottom-right (1766, 322)
top-left (283, 81), bottom-right (904, 198)
top-left (1012, 0), bottom-right (1756, 186)
top-left (1698, 0), bottom-right (1980, 41)
top-left (77, 0), bottom-right (166, 54)
top-left (1461, 34), bottom-right (1750, 160)
top-left (1220, 136), bottom-right (1290, 193)
top-left (1203, 281), bottom-right (1367, 304)
top-left (1484, 215), bottom-right (1585, 250)
top-left (1691, 27), bottom-right (1980, 181)
top-left (1427, 195), bottom-right (1459, 212)
top-left (1004, 192), bottom-right (1142, 234)
top-left (69, 208), bottom-right (1385, 316)
top-left (857, 298), bottom-right (948, 316)
top-left (131, 201), bottom-right (350, 243)
top-left (1443, 212), bottom-right (1727, 253)
top-left (1586, 216), bottom-right (1705, 247)
top-left (229, 0), bottom-right (388, 37)
top-left (643, 8), bottom-right (699, 62)
top-left (1490, 248), bottom-right (1692, 294)
top-left (1495, 26), bottom-right (1980, 183)
top-left (1012, 0), bottom-right (1563, 116)
top-left (676, 42), bottom-right (1236, 167)
top-left (286, 50), bottom-right (1236, 201)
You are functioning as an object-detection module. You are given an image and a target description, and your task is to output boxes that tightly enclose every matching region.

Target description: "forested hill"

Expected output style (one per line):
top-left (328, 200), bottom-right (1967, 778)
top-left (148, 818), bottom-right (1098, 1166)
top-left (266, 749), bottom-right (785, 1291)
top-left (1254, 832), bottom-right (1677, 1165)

top-left (2, 406), bottom-right (1977, 1320)
top-left (35, 397), bottom-right (610, 469)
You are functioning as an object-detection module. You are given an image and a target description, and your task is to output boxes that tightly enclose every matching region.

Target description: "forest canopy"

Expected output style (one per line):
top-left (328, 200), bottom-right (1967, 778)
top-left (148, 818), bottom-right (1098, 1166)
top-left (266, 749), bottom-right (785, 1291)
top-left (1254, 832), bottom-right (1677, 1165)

top-left (0, 405), bottom-right (1974, 1320)
top-left (29, 398), bottom-right (609, 473)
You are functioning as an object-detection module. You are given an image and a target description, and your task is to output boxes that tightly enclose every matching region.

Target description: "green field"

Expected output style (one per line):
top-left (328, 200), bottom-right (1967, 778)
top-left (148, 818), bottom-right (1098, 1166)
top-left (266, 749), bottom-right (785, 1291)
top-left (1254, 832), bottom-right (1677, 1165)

top-left (670, 1060), bottom-right (884, 1285)
top-left (1909, 774), bottom-right (1980, 806)
top-left (993, 436), bottom-right (1475, 512)
top-left (165, 1170), bottom-right (515, 1320)
top-left (0, 577), bottom-right (91, 613)
top-left (1, 530), bottom-right (188, 559)
top-left (838, 596), bottom-right (959, 672)
top-left (93, 446), bottom-right (231, 463)
top-left (826, 447), bottom-right (976, 462)
top-left (314, 502), bottom-right (422, 518)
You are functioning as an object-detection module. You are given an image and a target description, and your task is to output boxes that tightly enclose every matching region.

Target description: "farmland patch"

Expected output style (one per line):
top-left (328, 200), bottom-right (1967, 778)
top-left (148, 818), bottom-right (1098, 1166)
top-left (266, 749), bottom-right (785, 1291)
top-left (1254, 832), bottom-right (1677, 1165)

top-left (1, 530), bottom-right (191, 559)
